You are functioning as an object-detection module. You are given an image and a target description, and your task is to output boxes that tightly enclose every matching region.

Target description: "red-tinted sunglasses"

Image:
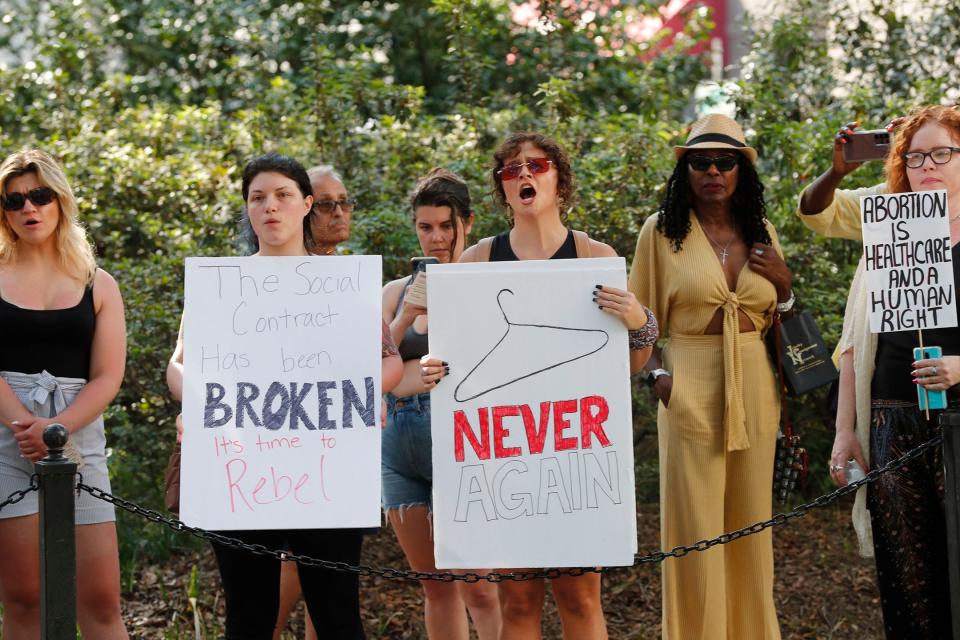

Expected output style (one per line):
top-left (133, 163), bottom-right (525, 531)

top-left (497, 157), bottom-right (553, 181)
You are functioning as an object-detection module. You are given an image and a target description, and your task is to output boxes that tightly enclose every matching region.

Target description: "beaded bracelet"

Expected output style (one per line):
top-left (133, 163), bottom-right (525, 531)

top-left (628, 306), bottom-right (659, 351)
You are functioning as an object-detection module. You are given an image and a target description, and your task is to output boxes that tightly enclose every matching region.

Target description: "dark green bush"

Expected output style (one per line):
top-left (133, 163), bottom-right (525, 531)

top-left (2, 0), bottom-right (958, 558)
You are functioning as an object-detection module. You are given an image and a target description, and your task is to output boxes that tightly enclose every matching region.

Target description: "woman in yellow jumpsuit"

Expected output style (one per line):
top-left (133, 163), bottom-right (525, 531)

top-left (629, 114), bottom-right (794, 640)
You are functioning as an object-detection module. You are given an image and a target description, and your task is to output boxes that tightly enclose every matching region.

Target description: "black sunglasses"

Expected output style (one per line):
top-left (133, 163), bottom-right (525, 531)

top-left (1, 187), bottom-right (57, 211)
top-left (687, 155), bottom-right (739, 172)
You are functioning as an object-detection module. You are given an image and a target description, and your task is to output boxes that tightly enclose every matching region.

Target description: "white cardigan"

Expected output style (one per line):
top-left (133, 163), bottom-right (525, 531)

top-left (839, 257), bottom-right (878, 557)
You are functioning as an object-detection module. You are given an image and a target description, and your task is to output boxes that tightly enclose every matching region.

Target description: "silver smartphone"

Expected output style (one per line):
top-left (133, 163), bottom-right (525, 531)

top-left (842, 129), bottom-right (892, 162)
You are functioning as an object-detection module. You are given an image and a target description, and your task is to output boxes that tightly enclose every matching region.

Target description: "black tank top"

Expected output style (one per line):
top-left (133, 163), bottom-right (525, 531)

top-left (0, 286), bottom-right (96, 379)
top-left (395, 281), bottom-right (430, 362)
top-left (872, 243), bottom-right (960, 401)
top-left (489, 229), bottom-right (577, 261)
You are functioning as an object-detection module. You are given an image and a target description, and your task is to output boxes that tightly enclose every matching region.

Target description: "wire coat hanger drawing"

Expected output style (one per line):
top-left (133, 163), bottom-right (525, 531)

top-left (454, 289), bottom-right (610, 402)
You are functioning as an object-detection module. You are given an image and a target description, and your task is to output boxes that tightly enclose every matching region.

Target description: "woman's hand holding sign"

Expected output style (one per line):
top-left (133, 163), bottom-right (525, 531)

top-left (420, 354), bottom-right (448, 388)
top-left (593, 285), bottom-right (647, 328)
top-left (912, 355), bottom-right (960, 391)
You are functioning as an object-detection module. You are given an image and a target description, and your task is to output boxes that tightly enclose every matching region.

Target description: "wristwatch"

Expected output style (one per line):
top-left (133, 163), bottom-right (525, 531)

top-left (644, 368), bottom-right (671, 387)
top-left (776, 290), bottom-right (796, 314)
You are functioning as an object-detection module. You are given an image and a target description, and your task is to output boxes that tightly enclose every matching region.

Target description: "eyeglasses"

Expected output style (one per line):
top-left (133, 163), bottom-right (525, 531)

top-left (497, 158), bottom-right (553, 181)
top-left (687, 155), bottom-right (739, 172)
top-left (1, 187), bottom-right (56, 211)
top-left (313, 198), bottom-right (357, 214)
top-left (902, 147), bottom-right (960, 169)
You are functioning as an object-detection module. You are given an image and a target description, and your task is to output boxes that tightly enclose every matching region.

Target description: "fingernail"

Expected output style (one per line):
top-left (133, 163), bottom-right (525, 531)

top-left (595, 284), bottom-right (602, 289)
top-left (442, 361), bottom-right (449, 366)
top-left (444, 366), bottom-right (450, 375)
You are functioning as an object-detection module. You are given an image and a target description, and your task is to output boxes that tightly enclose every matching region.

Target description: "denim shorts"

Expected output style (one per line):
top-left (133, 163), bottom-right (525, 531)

top-left (382, 392), bottom-right (433, 510)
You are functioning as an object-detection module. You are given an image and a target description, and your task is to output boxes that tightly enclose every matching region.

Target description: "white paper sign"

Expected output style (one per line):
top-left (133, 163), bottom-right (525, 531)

top-left (180, 256), bottom-right (382, 530)
top-left (427, 259), bottom-right (637, 569)
top-left (861, 190), bottom-right (957, 332)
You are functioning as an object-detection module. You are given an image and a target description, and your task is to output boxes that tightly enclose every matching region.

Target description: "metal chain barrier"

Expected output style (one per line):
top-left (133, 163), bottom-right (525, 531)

top-left (0, 474), bottom-right (39, 514)
top-left (76, 432), bottom-right (942, 583)
top-left (627, 432), bottom-right (943, 568)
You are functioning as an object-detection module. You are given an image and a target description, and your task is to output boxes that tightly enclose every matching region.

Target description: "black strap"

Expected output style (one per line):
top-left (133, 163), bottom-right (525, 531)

top-left (684, 133), bottom-right (746, 148)
top-left (773, 314), bottom-right (793, 438)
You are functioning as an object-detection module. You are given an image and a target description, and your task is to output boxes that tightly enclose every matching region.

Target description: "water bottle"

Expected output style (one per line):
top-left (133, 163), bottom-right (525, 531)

top-left (845, 459), bottom-right (866, 484)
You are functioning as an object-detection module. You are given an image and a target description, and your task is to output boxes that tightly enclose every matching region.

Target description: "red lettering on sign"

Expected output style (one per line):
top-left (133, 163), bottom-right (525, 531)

top-left (454, 408), bottom-right (491, 462)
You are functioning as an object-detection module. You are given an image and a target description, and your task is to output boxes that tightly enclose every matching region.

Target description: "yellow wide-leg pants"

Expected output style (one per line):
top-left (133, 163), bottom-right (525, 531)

top-left (659, 332), bottom-right (781, 640)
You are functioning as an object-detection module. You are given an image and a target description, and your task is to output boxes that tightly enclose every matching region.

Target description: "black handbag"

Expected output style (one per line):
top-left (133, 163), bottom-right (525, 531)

top-left (771, 314), bottom-right (808, 503)
top-left (766, 310), bottom-right (838, 396)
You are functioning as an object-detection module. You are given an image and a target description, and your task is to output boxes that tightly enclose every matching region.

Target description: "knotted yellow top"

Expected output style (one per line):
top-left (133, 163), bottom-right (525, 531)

top-left (628, 212), bottom-right (782, 451)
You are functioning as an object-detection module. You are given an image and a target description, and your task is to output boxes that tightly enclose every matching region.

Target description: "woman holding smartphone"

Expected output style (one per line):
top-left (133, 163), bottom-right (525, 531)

top-left (831, 105), bottom-right (960, 638)
top-left (420, 133), bottom-right (656, 640)
top-left (381, 168), bottom-right (502, 640)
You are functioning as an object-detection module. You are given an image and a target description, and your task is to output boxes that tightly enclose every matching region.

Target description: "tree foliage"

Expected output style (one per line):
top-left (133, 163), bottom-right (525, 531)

top-left (1, 0), bottom-right (958, 559)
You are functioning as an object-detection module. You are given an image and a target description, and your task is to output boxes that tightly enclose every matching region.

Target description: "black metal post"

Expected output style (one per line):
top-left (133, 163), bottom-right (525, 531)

top-left (35, 424), bottom-right (77, 640)
top-left (941, 410), bottom-right (960, 640)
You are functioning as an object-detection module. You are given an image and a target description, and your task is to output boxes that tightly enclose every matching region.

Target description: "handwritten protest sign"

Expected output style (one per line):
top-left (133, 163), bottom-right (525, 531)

top-left (427, 259), bottom-right (637, 569)
top-left (861, 190), bottom-right (956, 332)
top-left (180, 256), bottom-right (382, 530)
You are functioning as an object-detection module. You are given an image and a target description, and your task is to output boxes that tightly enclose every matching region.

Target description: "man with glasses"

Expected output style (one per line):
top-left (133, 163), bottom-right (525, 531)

top-left (308, 165), bottom-right (357, 256)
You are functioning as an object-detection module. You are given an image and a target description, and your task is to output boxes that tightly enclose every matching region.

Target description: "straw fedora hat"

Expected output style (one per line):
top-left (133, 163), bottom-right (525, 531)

top-left (673, 113), bottom-right (757, 163)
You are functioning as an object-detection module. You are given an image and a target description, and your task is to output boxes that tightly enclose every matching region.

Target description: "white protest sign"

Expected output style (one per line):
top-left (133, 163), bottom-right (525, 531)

top-left (427, 258), bottom-right (637, 569)
top-left (180, 256), bottom-right (382, 530)
top-left (861, 190), bottom-right (956, 332)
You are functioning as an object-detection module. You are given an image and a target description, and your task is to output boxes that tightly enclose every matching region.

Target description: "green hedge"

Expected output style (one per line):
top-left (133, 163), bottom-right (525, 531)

top-left (2, 0), bottom-right (959, 561)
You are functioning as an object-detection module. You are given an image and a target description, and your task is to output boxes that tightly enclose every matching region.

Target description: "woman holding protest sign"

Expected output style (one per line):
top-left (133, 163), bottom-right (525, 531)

top-left (830, 105), bottom-right (960, 638)
top-left (272, 163), bottom-right (373, 640)
top-left (167, 153), bottom-right (401, 640)
top-left (420, 132), bottom-right (656, 640)
top-left (629, 114), bottom-right (792, 639)
top-left (0, 150), bottom-right (128, 638)
top-left (381, 168), bottom-right (502, 640)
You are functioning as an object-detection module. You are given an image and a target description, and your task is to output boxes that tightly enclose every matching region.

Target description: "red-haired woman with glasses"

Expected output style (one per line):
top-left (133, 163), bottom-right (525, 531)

top-left (0, 150), bottom-right (128, 638)
top-left (829, 105), bottom-right (960, 638)
top-left (420, 133), bottom-right (656, 640)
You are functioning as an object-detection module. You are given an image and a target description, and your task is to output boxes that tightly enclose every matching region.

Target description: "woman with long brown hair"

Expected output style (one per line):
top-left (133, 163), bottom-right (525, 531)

top-left (381, 168), bottom-right (502, 639)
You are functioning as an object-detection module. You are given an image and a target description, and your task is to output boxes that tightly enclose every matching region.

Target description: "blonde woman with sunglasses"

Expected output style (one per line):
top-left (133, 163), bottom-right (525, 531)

top-left (420, 133), bottom-right (655, 640)
top-left (0, 150), bottom-right (128, 638)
